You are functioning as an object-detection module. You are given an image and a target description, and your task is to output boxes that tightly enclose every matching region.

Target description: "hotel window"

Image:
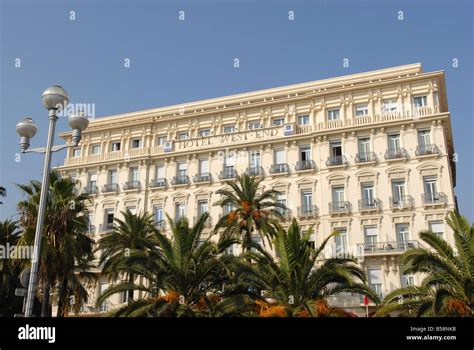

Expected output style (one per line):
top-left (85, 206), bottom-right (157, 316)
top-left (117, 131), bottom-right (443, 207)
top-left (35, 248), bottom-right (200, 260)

top-left (334, 228), bottom-right (348, 255)
top-left (178, 132), bottom-right (189, 140)
top-left (111, 141), bottom-right (121, 152)
top-left (329, 140), bottom-right (342, 159)
top-left (175, 203), bottom-right (186, 220)
top-left (417, 129), bottom-right (431, 146)
top-left (129, 167), bottom-right (139, 182)
top-left (99, 282), bottom-right (109, 312)
top-left (364, 226), bottom-right (378, 251)
top-left (248, 121), bottom-right (261, 130)
top-left (156, 164), bottom-right (165, 180)
top-left (358, 137), bottom-right (371, 160)
top-left (361, 182), bottom-right (375, 207)
top-left (429, 221), bottom-right (444, 239)
top-left (276, 192), bottom-right (286, 214)
top-left (249, 150), bottom-right (261, 170)
top-left (413, 95), bottom-right (427, 107)
top-left (387, 133), bottom-right (401, 150)
top-left (154, 206), bottom-right (164, 223)
top-left (299, 145), bottom-right (311, 162)
top-left (223, 203), bottom-right (235, 215)
top-left (391, 180), bottom-right (406, 203)
top-left (88, 173), bottom-right (97, 191)
top-left (109, 169), bottom-right (118, 185)
top-left (197, 200), bottom-right (209, 217)
top-left (396, 223), bottom-right (410, 248)
top-left (382, 99), bottom-right (398, 112)
top-left (131, 138), bottom-right (142, 148)
top-left (401, 274), bottom-right (415, 287)
top-left (90, 144), bottom-right (101, 155)
top-left (331, 186), bottom-right (345, 208)
top-left (298, 115), bottom-right (310, 125)
top-left (87, 213), bottom-right (94, 231)
top-left (177, 161), bottom-right (187, 178)
top-left (423, 176), bottom-right (438, 202)
top-left (199, 129), bottom-right (211, 137)
top-left (72, 148), bottom-right (81, 157)
top-left (223, 152), bottom-right (235, 177)
top-left (223, 125), bottom-right (235, 133)
top-left (272, 117), bottom-right (284, 126)
top-left (105, 210), bottom-right (114, 228)
top-left (301, 190), bottom-right (313, 213)
top-left (199, 158), bottom-right (209, 176)
top-left (368, 269), bottom-right (383, 297)
top-left (274, 148), bottom-right (285, 166)
top-left (355, 104), bottom-right (368, 116)
top-left (156, 136), bottom-right (166, 146)
top-left (327, 109), bottom-right (340, 121)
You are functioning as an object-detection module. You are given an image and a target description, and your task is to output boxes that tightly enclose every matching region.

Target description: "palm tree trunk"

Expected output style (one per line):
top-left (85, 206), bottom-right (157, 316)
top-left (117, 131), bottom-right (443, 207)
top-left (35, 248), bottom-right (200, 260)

top-left (128, 272), bottom-right (134, 301)
top-left (41, 281), bottom-right (51, 317)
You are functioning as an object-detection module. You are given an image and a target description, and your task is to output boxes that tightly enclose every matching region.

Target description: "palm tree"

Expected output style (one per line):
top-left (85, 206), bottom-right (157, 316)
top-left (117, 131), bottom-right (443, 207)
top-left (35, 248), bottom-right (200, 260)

top-left (96, 209), bottom-right (157, 302)
top-left (214, 173), bottom-right (286, 253)
top-left (0, 219), bottom-right (23, 316)
top-left (234, 219), bottom-right (380, 317)
top-left (97, 213), bottom-right (248, 316)
top-left (0, 186), bottom-right (6, 205)
top-left (17, 171), bottom-right (96, 316)
top-left (377, 211), bottom-right (473, 317)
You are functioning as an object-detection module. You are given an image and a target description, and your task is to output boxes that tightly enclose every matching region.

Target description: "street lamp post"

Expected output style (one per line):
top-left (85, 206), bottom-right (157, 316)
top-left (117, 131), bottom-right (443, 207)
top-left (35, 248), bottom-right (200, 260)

top-left (16, 86), bottom-right (89, 317)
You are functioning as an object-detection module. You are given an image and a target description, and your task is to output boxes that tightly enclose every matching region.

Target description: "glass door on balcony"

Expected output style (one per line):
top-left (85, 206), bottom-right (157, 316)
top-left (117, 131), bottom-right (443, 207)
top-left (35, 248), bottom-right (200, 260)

top-left (109, 170), bottom-right (117, 185)
top-left (299, 145), bottom-right (311, 162)
top-left (105, 211), bottom-right (114, 230)
top-left (334, 229), bottom-right (347, 256)
top-left (330, 141), bottom-right (342, 159)
top-left (156, 164), bottom-right (165, 180)
top-left (387, 134), bottom-right (400, 151)
top-left (197, 200), bottom-right (208, 217)
top-left (396, 223), bottom-right (410, 250)
top-left (364, 226), bottom-right (378, 251)
top-left (154, 206), bottom-right (163, 222)
top-left (175, 203), bottom-right (186, 220)
top-left (177, 161), bottom-right (187, 178)
top-left (358, 137), bottom-right (370, 161)
top-left (224, 152), bottom-right (235, 175)
top-left (417, 129), bottom-right (431, 146)
top-left (89, 173), bottom-right (97, 191)
top-left (332, 186), bottom-right (345, 209)
top-left (301, 191), bottom-right (312, 214)
top-left (368, 269), bottom-right (383, 298)
top-left (274, 149), bottom-right (285, 166)
top-left (276, 192), bottom-right (286, 215)
top-left (423, 176), bottom-right (438, 202)
top-left (130, 167), bottom-right (139, 182)
top-left (199, 158), bottom-right (209, 177)
top-left (249, 151), bottom-right (261, 170)
top-left (361, 183), bottom-right (375, 207)
top-left (391, 180), bottom-right (405, 204)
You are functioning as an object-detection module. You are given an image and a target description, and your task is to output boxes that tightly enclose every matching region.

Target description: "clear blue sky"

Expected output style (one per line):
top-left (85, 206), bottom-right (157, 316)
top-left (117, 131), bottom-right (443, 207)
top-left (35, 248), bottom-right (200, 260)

top-left (1, 0), bottom-right (473, 221)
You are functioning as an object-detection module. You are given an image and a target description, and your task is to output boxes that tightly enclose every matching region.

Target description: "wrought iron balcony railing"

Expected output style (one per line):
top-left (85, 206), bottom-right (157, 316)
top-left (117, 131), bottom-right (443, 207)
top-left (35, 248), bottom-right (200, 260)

top-left (358, 199), bottom-right (382, 211)
top-left (422, 192), bottom-right (447, 205)
top-left (218, 167), bottom-right (237, 180)
top-left (149, 178), bottom-right (167, 188)
top-left (102, 183), bottom-right (119, 193)
top-left (329, 201), bottom-right (351, 214)
top-left (123, 180), bottom-right (140, 190)
top-left (357, 240), bottom-right (419, 255)
top-left (415, 144), bottom-right (441, 156)
top-left (389, 195), bottom-right (414, 209)
top-left (326, 155), bottom-right (347, 167)
top-left (354, 152), bottom-right (377, 164)
top-left (245, 166), bottom-right (264, 176)
top-left (98, 223), bottom-right (115, 232)
top-left (295, 160), bottom-right (315, 171)
top-left (384, 148), bottom-right (408, 160)
top-left (269, 163), bottom-right (289, 174)
top-left (297, 205), bottom-right (318, 218)
top-left (193, 173), bottom-right (212, 183)
top-left (171, 175), bottom-right (189, 185)
top-left (82, 185), bottom-right (98, 195)
top-left (275, 208), bottom-right (292, 220)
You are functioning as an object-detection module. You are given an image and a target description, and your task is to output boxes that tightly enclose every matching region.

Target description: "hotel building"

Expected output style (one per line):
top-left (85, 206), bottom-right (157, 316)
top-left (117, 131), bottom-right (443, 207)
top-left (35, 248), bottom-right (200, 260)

top-left (56, 63), bottom-right (456, 314)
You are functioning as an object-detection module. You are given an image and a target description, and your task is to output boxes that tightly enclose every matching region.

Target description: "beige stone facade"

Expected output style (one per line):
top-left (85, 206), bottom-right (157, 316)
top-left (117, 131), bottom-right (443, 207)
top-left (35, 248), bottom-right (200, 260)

top-left (56, 63), bottom-right (456, 314)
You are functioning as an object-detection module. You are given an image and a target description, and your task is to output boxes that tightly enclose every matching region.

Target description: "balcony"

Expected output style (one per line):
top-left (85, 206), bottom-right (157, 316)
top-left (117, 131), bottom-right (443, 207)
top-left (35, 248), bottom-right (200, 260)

top-left (269, 163), bottom-right (289, 175)
top-left (154, 221), bottom-right (166, 230)
top-left (86, 225), bottom-right (96, 236)
top-left (276, 208), bottom-right (292, 221)
top-left (422, 192), bottom-right (447, 207)
top-left (123, 180), bottom-right (140, 191)
top-left (384, 148), bottom-right (408, 161)
top-left (329, 201), bottom-right (351, 215)
top-left (98, 223), bottom-right (115, 232)
top-left (218, 167), bottom-right (237, 180)
top-left (389, 196), bottom-right (414, 210)
top-left (297, 205), bottom-right (318, 219)
top-left (354, 152), bottom-right (377, 165)
top-left (171, 175), bottom-right (189, 186)
top-left (357, 240), bottom-right (419, 256)
top-left (326, 155), bottom-right (347, 168)
top-left (415, 144), bottom-right (441, 157)
top-left (82, 185), bottom-right (98, 195)
top-left (295, 160), bottom-right (315, 172)
top-left (193, 173), bottom-right (212, 183)
top-left (101, 183), bottom-right (119, 193)
top-left (358, 199), bottom-right (382, 213)
top-left (245, 166), bottom-right (264, 177)
top-left (193, 215), bottom-right (213, 228)
top-left (149, 178), bottom-right (166, 189)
